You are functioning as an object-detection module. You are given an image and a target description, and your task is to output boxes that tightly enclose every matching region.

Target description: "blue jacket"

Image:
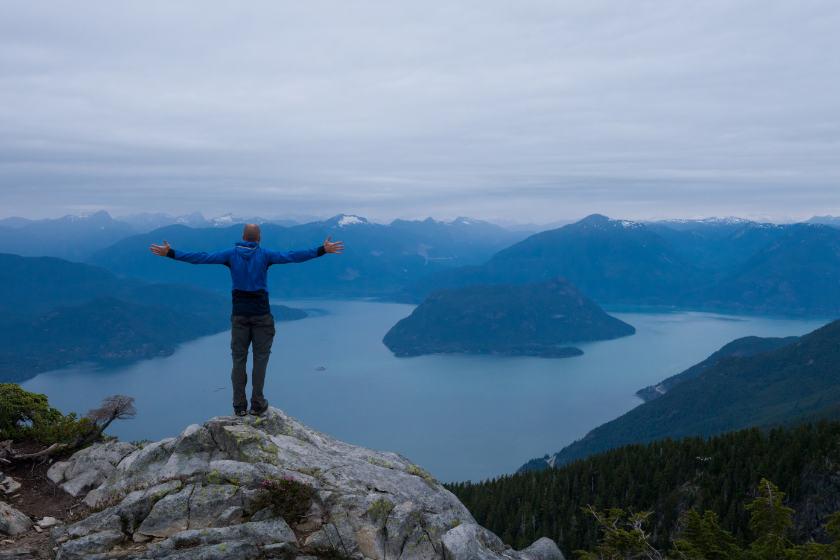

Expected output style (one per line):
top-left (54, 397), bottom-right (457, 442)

top-left (168, 241), bottom-right (325, 316)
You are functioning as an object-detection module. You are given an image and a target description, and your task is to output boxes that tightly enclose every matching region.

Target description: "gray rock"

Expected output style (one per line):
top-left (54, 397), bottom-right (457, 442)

top-left (117, 480), bottom-right (183, 532)
top-left (146, 540), bottom-right (259, 560)
top-left (50, 525), bottom-right (70, 548)
top-left (188, 484), bottom-right (242, 529)
top-left (441, 524), bottom-right (507, 560)
top-left (61, 469), bottom-right (107, 498)
top-left (82, 488), bottom-right (110, 508)
top-left (240, 488), bottom-right (263, 515)
top-left (263, 542), bottom-right (299, 558)
top-left (514, 538), bottom-right (566, 560)
top-left (0, 502), bottom-right (31, 536)
top-left (37, 516), bottom-right (61, 529)
top-left (250, 507), bottom-right (275, 522)
top-left (211, 506), bottom-right (244, 528)
top-left (66, 511), bottom-right (122, 539)
top-left (48, 461), bottom-right (71, 484)
top-left (0, 477), bottom-right (21, 496)
top-left (295, 557), bottom-right (318, 560)
top-left (55, 530), bottom-right (125, 560)
top-left (152, 518), bottom-right (297, 551)
top-left (71, 441), bottom-right (138, 466)
top-left (64, 457), bottom-right (115, 482)
top-left (136, 484), bottom-right (195, 538)
top-left (73, 407), bottom-right (557, 560)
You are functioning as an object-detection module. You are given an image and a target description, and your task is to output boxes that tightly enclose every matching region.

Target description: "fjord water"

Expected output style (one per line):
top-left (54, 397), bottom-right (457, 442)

top-left (21, 300), bottom-right (827, 482)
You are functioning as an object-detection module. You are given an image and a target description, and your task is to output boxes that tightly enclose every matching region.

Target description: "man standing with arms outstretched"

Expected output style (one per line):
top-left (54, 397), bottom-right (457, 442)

top-left (150, 223), bottom-right (344, 417)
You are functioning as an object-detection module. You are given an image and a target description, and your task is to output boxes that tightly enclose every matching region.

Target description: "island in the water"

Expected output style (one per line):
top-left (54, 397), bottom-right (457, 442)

top-left (383, 276), bottom-right (635, 357)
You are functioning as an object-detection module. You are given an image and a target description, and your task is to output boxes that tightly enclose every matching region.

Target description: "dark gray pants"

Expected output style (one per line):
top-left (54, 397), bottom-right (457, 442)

top-left (231, 314), bottom-right (275, 412)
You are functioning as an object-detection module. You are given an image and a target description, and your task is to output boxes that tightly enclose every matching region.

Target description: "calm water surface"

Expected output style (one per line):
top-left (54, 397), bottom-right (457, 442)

top-left (21, 300), bottom-right (828, 482)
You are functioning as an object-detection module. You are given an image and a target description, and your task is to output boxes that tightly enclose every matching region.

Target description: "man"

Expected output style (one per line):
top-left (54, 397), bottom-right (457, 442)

top-left (150, 223), bottom-right (344, 416)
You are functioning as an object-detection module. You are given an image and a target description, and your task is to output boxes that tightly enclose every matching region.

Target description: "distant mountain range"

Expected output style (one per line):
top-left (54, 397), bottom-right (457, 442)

top-left (0, 210), bottom-right (529, 267)
top-left (518, 319), bottom-right (840, 472)
top-left (400, 214), bottom-right (840, 316)
top-left (5, 210), bottom-right (840, 313)
top-left (86, 214), bottom-right (531, 298)
top-left (0, 254), bottom-right (305, 382)
top-left (383, 276), bottom-right (634, 358)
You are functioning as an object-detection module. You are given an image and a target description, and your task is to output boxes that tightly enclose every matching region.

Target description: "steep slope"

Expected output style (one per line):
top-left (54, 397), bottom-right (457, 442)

top-left (449, 422), bottom-right (840, 555)
top-left (645, 219), bottom-right (789, 271)
top-left (383, 276), bottom-right (634, 357)
top-left (519, 319), bottom-right (840, 470)
top-left (692, 223), bottom-right (840, 316)
top-left (404, 214), bottom-right (699, 304)
top-left (635, 335), bottom-right (800, 401)
top-left (0, 211), bottom-right (137, 261)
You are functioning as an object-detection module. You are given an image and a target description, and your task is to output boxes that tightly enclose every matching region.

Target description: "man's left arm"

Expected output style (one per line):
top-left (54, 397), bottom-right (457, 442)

top-left (265, 236), bottom-right (344, 264)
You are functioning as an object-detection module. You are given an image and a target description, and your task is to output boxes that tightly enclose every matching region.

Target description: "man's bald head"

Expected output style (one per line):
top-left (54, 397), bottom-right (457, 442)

top-left (243, 223), bottom-right (261, 242)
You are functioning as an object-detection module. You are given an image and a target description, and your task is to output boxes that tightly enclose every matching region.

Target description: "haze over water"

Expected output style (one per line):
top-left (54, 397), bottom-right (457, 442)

top-left (21, 300), bottom-right (827, 482)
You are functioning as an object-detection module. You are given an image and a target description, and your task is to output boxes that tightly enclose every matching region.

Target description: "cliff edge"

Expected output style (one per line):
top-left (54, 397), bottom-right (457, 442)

top-left (47, 407), bottom-right (565, 560)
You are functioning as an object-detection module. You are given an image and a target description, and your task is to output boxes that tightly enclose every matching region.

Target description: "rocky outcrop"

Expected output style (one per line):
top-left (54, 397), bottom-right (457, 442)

top-left (47, 441), bottom-right (139, 504)
top-left (53, 408), bottom-right (565, 560)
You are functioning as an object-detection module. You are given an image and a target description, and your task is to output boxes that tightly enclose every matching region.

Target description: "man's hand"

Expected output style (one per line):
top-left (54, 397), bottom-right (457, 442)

top-left (324, 236), bottom-right (344, 255)
top-left (150, 240), bottom-right (172, 257)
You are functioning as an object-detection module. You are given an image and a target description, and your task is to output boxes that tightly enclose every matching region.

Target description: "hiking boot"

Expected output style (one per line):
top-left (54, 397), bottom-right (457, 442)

top-left (235, 410), bottom-right (247, 417)
top-left (249, 403), bottom-right (269, 416)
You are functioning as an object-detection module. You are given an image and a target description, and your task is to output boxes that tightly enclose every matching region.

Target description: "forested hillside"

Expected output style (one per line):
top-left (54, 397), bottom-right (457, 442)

top-left (518, 319), bottom-right (840, 471)
top-left (446, 422), bottom-right (840, 558)
top-left (383, 276), bottom-right (633, 357)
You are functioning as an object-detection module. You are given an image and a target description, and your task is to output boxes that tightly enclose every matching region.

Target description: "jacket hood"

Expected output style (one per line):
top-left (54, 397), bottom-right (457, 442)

top-left (234, 241), bottom-right (259, 260)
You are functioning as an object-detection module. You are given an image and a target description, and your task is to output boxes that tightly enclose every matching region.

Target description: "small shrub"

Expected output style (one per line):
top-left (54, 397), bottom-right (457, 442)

top-left (0, 383), bottom-right (94, 444)
top-left (256, 476), bottom-right (315, 522)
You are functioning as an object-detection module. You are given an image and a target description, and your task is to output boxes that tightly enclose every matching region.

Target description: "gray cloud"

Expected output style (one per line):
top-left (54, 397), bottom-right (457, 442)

top-left (0, 0), bottom-right (838, 223)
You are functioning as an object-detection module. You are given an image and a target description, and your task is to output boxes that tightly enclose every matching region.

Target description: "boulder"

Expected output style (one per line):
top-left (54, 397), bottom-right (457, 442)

top-left (211, 506), bottom-right (244, 528)
top-left (37, 516), bottom-right (61, 529)
top-left (514, 538), bottom-right (567, 560)
top-left (0, 502), bottom-right (32, 536)
top-left (53, 407), bottom-right (564, 560)
top-left (61, 469), bottom-right (107, 498)
top-left (145, 540), bottom-right (259, 560)
top-left (47, 461), bottom-right (71, 485)
top-left (53, 441), bottom-right (138, 500)
top-left (187, 484), bottom-right (242, 529)
top-left (0, 477), bottom-right (21, 497)
top-left (135, 484), bottom-right (195, 538)
top-left (55, 530), bottom-right (125, 560)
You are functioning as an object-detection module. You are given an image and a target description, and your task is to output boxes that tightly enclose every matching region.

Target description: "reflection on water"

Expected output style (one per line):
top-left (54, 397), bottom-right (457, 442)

top-left (21, 301), bottom-right (828, 482)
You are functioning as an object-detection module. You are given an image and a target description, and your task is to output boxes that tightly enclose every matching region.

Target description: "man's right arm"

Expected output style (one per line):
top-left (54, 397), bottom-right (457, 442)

top-left (150, 240), bottom-right (232, 265)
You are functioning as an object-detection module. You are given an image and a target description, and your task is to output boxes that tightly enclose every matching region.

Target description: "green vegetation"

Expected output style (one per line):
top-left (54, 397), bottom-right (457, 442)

top-left (0, 383), bottom-right (94, 444)
top-left (520, 319), bottom-right (840, 471)
top-left (446, 421), bottom-right (840, 558)
top-left (383, 276), bottom-right (633, 357)
top-left (256, 476), bottom-right (315, 523)
top-left (579, 479), bottom-right (840, 560)
top-left (635, 335), bottom-right (799, 402)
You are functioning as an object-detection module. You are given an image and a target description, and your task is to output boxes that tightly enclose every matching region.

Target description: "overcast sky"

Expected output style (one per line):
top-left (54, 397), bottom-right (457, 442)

top-left (0, 1), bottom-right (838, 223)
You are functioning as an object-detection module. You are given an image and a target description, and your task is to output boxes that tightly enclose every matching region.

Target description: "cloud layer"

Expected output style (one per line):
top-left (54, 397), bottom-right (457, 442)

top-left (1, 1), bottom-right (838, 222)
